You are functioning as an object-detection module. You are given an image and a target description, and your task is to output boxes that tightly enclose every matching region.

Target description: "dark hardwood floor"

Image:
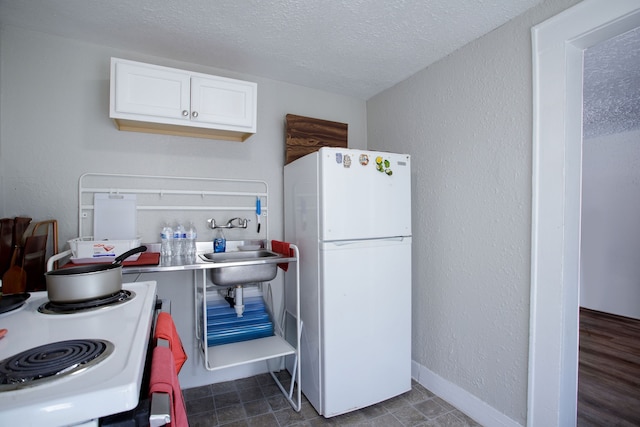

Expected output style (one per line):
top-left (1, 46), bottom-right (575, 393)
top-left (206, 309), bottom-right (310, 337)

top-left (578, 307), bottom-right (640, 426)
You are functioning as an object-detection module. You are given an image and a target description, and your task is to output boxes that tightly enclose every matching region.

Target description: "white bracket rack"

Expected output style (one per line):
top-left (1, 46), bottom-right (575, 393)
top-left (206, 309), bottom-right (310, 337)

top-left (77, 173), bottom-right (269, 244)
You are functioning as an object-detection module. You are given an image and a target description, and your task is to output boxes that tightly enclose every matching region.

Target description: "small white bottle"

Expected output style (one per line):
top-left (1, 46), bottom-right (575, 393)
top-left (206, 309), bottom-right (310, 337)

top-left (185, 222), bottom-right (197, 257)
top-left (173, 222), bottom-right (186, 257)
top-left (160, 223), bottom-right (173, 258)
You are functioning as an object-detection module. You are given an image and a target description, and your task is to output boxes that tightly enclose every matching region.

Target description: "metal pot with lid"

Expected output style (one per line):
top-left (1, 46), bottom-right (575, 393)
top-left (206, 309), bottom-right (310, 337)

top-left (45, 246), bottom-right (146, 303)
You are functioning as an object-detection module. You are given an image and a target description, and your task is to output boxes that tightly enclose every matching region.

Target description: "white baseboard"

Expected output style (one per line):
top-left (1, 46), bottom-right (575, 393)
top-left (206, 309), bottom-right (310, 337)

top-left (411, 361), bottom-right (522, 427)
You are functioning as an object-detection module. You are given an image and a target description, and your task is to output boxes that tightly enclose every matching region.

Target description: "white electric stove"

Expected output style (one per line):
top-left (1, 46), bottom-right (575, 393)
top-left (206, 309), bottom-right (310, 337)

top-left (0, 281), bottom-right (157, 427)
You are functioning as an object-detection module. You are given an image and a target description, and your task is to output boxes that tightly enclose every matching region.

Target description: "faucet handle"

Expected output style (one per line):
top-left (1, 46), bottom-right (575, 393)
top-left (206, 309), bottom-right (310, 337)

top-left (207, 218), bottom-right (217, 229)
top-left (229, 218), bottom-right (250, 228)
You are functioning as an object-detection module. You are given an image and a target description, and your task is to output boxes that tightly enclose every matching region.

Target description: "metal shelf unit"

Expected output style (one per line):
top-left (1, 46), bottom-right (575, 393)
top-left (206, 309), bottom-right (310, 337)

top-left (195, 246), bottom-right (301, 411)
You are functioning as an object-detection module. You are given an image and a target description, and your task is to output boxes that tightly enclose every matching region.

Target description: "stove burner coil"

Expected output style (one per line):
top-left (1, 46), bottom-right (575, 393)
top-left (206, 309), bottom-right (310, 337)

top-left (0, 339), bottom-right (114, 391)
top-left (38, 290), bottom-right (135, 315)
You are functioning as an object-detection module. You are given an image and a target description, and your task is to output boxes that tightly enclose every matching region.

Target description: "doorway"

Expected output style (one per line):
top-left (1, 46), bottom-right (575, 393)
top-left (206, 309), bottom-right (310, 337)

top-left (528, 2), bottom-right (640, 426)
top-left (578, 26), bottom-right (640, 424)
top-left (581, 26), bottom-right (640, 319)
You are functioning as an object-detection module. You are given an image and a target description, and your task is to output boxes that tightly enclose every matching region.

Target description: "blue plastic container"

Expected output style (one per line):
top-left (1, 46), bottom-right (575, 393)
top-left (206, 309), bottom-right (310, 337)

top-left (206, 296), bottom-right (273, 346)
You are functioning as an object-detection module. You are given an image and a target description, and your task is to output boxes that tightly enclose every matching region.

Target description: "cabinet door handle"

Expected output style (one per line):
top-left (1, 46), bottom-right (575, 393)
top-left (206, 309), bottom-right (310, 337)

top-left (182, 110), bottom-right (189, 117)
top-left (192, 111), bottom-right (199, 118)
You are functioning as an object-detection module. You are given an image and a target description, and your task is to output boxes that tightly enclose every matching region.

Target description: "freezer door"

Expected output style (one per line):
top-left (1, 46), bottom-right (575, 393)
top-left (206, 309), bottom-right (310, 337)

top-left (320, 237), bottom-right (411, 416)
top-left (319, 148), bottom-right (411, 241)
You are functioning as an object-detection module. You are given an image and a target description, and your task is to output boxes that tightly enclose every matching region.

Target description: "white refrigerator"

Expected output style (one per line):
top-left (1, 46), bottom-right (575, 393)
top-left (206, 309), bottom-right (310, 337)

top-left (284, 147), bottom-right (412, 417)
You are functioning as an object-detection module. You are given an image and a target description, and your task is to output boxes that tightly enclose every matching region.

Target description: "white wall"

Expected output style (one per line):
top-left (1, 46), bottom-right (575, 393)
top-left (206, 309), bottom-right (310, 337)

top-left (0, 25), bottom-right (366, 245)
top-left (367, 0), bottom-right (580, 424)
top-left (0, 24), bottom-right (366, 389)
top-left (581, 129), bottom-right (640, 320)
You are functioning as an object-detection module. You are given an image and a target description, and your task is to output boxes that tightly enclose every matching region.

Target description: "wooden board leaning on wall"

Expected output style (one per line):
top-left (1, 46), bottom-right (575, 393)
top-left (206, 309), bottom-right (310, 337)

top-left (285, 114), bottom-right (348, 164)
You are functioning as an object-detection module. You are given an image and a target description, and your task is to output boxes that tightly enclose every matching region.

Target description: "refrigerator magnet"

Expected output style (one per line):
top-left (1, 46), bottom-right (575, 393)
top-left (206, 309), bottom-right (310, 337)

top-left (376, 156), bottom-right (393, 175)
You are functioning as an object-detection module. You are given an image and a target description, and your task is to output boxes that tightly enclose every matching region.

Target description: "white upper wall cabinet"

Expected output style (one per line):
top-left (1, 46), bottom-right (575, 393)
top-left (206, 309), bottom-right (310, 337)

top-left (109, 58), bottom-right (257, 142)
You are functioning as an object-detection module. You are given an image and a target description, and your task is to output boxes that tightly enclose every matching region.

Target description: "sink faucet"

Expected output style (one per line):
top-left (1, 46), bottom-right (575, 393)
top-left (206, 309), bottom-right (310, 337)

top-left (207, 218), bottom-right (249, 229)
top-left (226, 217), bottom-right (249, 229)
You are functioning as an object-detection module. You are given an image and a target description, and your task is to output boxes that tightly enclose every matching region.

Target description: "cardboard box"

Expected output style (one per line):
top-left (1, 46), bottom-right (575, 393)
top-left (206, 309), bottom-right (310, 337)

top-left (68, 237), bottom-right (142, 261)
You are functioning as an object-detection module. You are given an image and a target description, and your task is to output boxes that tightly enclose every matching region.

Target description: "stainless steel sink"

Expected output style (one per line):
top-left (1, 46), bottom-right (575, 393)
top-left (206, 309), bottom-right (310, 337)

top-left (199, 249), bottom-right (282, 286)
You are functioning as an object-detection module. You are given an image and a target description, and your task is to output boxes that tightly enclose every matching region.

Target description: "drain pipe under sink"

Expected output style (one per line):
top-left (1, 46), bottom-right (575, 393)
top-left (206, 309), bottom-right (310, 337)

top-left (234, 285), bottom-right (244, 317)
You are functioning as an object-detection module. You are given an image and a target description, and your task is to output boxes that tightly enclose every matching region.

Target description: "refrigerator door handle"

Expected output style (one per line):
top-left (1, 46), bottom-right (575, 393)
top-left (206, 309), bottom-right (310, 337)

top-left (330, 236), bottom-right (407, 246)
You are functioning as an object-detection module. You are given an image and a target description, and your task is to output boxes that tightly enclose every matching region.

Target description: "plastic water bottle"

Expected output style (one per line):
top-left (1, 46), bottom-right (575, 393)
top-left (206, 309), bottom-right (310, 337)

top-left (160, 223), bottom-right (173, 257)
top-left (185, 222), bottom-right (197, 257)
top-left (173, 222), bottom-right (186, 257)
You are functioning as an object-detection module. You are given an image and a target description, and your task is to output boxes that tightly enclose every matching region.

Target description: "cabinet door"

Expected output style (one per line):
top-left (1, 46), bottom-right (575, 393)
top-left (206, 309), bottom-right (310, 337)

top-left (113, 60), bottom-right (191, 121)
top-left (190, 76), bottom-right (256, 132)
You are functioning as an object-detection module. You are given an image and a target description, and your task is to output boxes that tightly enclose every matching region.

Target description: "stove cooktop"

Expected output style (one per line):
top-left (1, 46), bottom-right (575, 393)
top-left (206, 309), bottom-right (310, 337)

top-left (0, 281), bottom-right (157, 427)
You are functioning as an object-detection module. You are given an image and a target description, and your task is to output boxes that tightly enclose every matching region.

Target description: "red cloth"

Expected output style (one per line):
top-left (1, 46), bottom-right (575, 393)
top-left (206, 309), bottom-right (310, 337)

top-left (154, 312), bottom-right (187, 374)
top-left (121, 252), bottom-right (160, 266)
top-left (271, 240), bottom-right (293, 271)
top-left (149, 346), bottom-right (188, 427)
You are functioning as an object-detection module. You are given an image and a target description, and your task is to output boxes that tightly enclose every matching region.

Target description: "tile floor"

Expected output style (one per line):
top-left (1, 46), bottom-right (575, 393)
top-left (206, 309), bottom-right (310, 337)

top-left (184, 372), bottom-right (483, 426)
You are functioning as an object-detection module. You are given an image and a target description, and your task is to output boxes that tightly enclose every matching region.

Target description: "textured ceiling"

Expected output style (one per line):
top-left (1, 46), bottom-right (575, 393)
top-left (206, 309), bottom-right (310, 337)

top-left (0, 0), bottom-right (543, 100)
top-left (1, 1), bottom-right (636, 135)
top-left (583, 26), bottom-right (640, 139)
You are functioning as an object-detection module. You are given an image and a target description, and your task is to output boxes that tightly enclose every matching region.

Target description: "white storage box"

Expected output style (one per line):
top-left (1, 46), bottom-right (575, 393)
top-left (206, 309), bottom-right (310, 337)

top-left (68, 237), bottom-right (142, 263)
